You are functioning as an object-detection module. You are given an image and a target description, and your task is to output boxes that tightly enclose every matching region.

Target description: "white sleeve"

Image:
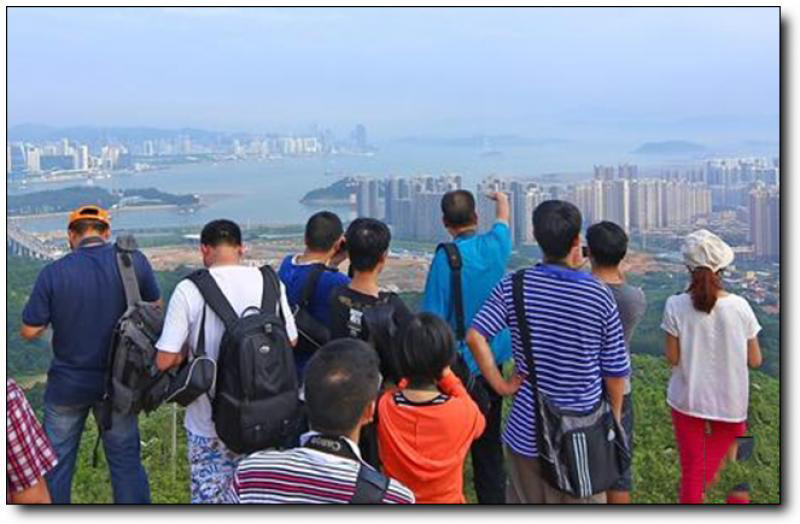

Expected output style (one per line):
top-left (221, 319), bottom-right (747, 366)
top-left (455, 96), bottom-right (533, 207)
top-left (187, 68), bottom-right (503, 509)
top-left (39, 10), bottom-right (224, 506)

top-left (660, 296), bottom-right (679, 337)
top-left (743, 300), bottom-right (762, 340)
top-left (279, 282), bottom-right (298, 342)
top-left (156, 282), bottom-right (192, 353)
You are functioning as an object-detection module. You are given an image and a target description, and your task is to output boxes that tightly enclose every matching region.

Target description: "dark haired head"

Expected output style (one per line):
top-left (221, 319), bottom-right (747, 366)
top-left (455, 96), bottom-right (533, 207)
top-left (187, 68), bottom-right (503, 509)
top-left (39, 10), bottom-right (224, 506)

top-left (532, 200), bottom-right (582, 260)
top-left (304, 339), bottom-right (381, 435)
top-left (586, 221), bottom-right (628, 267)
top-left (200, 219), bottom-right (242, 247)
top-left (345, 218), bottom-right (391, 272)
top-left (399, 313), bottom-right (456, 386)
top-left (441, 190), bottom-right (477, 229)
top-left (305, 211), bottom-right (344, 252)
top-left (688, 267), bottom-right (723, 314)
top-left (68, 219), bottom-right (109, 236)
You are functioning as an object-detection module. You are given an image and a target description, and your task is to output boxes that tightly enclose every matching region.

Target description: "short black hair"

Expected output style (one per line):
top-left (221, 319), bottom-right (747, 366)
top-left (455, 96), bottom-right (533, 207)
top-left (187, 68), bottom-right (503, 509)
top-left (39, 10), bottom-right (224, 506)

top-left (68, 219), bottom-right (109, 236)
top-left (441, 190), bottom-right (477, 228)
top-left (345, 218), bottom-right (391, 272)
top-left (532, 200), bottom-right (582, 259)
top-left (200, 219), bottom-right (242, 247)
top-left (304, 339), bottom-right (381, 435)
top-left (305, 211), bottom-right (343, 252)
top-left (586, 221), bottom-right (628, 267)
top-left (399, 313), bottom-right (456, 386)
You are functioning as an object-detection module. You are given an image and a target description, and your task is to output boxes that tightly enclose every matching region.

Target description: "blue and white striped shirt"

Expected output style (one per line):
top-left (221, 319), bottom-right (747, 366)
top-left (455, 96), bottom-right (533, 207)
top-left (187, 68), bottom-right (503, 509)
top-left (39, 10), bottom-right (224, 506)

top-left (471, 264), bottom-right (630, 458)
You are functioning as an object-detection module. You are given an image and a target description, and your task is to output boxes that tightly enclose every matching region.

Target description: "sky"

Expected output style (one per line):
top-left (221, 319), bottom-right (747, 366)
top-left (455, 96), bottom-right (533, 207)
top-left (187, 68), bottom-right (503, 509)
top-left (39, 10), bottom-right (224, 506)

top-left (6, 7), bottom-right (780, 141)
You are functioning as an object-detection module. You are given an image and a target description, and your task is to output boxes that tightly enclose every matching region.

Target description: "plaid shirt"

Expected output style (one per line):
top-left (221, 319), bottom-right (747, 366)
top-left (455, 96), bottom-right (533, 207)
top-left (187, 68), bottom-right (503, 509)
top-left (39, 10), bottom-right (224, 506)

top-left (6, 379), bottom-right (58, 497)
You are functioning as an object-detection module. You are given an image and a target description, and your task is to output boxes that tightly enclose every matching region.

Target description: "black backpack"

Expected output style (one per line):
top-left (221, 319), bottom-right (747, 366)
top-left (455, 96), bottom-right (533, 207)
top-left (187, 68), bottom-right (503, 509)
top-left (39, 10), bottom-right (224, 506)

top-left (436, 242), bottom-right (491, 415)
top-left (292, 264), bottom-right (333, 355)
top-left (188, 265), bottom-right (300, 455)
top-left (342, 291), bottom-right (403, 384)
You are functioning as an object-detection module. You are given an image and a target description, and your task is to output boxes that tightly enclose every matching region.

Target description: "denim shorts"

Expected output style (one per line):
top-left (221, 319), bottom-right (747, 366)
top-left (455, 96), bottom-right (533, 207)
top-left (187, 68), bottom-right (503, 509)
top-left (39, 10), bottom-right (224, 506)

top-left (609, 393), bottom-right (634, 492)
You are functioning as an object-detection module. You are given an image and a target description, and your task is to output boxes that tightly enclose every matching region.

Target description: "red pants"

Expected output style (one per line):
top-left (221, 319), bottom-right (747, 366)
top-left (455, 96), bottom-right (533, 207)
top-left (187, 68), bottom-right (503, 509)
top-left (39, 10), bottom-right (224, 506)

top-left (671, 409), bottom-right (747, 504)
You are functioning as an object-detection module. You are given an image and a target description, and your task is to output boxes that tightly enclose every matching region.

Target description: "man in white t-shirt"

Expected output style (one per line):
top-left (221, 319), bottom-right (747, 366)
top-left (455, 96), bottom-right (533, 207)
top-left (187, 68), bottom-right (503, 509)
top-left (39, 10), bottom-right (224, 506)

top-left (154, 219), bottom-right (298, 504)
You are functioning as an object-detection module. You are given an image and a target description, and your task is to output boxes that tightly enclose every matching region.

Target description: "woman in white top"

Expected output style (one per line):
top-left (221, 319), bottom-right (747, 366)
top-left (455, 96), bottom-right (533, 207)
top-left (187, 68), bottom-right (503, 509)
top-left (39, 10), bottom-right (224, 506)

top-left (661, 229), bottom-right (762, 504)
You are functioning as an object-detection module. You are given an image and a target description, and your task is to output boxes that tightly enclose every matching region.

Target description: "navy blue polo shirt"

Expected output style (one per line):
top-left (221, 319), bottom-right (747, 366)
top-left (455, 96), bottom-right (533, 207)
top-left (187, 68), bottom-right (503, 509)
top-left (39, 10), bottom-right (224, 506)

top-left (22, 240), bottom-right (160, 405)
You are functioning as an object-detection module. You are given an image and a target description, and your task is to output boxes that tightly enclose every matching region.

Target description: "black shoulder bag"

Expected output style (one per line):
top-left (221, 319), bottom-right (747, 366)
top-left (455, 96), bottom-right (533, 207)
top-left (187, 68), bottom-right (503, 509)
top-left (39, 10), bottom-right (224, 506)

top-left (436, 242), bottom-right (491, 415)
top-left (512, 269), bottom-right (631, 498)
top-left (292, 264), bottom-right (333, 354)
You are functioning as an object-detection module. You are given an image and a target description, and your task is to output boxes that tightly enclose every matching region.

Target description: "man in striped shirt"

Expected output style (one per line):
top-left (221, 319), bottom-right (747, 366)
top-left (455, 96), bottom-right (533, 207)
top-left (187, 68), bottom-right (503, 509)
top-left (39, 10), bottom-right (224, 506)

top-left (232, 339), bottom-right (414, 504)
top-left (466, 200), bottom-right (630, 504)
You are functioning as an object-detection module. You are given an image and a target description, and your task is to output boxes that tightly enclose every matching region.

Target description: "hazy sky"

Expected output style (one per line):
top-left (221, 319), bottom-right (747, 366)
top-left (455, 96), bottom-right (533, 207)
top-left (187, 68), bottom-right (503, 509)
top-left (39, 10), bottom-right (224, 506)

top-left (7, 7), bottom-right (779, 139)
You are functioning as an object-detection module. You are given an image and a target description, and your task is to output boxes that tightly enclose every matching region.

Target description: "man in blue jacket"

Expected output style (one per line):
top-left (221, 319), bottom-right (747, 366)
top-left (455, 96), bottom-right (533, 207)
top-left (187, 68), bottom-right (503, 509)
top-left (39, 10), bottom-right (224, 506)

top-left (421, 190), bottom-right (512, 504)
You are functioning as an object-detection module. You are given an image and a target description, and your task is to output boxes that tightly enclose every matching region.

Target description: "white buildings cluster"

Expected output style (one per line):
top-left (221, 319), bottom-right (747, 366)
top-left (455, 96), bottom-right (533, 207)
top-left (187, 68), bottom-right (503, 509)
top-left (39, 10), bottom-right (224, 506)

top-left (565, 165), bottom-right (712, 233)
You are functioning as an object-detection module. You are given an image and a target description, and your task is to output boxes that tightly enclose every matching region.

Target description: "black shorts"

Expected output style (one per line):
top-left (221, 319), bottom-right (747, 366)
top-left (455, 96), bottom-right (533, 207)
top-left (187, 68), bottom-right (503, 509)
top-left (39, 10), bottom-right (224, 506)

top-left (610, 392), bottom-right (634, 492)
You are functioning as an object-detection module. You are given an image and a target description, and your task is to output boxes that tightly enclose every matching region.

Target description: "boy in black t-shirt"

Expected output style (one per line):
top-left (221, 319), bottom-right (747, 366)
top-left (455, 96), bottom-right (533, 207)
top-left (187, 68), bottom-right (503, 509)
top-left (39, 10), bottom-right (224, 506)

top-left (327, 217), bottom-right (413, 468)
top-left (328, 218), bottom-right (413, 384)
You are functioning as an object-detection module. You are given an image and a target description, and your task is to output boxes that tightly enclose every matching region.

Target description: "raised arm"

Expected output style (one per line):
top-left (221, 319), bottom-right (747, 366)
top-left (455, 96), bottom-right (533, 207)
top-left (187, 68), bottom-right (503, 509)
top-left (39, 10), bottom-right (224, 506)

top-left (487, 191), bottom-right (510, 224)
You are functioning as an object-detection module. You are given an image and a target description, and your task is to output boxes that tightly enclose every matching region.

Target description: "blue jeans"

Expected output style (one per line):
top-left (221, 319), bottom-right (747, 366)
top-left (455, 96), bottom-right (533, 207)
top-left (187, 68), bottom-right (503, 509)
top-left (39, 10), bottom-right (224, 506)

top-left (43, 402), bottom-right (151, 504)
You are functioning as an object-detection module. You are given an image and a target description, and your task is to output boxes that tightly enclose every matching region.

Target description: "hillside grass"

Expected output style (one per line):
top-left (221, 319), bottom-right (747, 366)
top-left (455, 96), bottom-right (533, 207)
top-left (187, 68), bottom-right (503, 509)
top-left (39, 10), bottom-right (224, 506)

top-left (23, 354), bottom-right (778, 504)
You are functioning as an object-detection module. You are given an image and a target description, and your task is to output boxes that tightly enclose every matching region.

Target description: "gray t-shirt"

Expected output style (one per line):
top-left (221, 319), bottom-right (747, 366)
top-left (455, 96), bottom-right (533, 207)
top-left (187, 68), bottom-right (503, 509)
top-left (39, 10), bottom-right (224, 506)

top-left (607, 282), bottom-right (647, 394)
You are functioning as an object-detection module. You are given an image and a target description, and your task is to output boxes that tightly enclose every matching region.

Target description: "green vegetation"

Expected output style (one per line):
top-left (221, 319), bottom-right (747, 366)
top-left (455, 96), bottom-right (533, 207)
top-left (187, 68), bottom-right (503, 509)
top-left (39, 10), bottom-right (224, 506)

top-left (300, 176), bottom-right (359, 205)
top-left (8, 186), bottom-right (199, 216)
top-left (627, 271), bottom-right (779, 378)
top-left (6, 255), bottom-right (51, 376)
top-left (7, 252), bottom-right (779, 504)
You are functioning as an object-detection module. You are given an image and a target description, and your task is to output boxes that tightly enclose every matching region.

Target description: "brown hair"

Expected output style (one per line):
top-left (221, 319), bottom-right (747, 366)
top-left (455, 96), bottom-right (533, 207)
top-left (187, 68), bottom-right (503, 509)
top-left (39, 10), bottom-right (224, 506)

top-left (688, 267), bottom-right (723, 313)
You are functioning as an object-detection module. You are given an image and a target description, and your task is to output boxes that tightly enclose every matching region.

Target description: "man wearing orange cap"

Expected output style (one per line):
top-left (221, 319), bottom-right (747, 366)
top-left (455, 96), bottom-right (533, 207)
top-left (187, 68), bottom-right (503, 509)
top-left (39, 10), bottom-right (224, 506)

top-left (20, 205), bottom-right (161, 504)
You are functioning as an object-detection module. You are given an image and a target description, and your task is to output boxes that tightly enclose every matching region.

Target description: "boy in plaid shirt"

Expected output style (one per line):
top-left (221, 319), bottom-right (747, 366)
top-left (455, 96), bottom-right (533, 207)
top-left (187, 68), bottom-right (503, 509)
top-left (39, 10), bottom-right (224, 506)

top-left (7, 378), bottom-right (57, 504)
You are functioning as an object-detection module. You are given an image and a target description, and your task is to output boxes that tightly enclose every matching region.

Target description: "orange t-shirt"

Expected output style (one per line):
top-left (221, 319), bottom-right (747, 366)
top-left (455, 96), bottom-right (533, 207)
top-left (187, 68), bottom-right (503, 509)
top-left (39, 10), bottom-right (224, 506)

top-left (377, 370), bottom-right (486, 503)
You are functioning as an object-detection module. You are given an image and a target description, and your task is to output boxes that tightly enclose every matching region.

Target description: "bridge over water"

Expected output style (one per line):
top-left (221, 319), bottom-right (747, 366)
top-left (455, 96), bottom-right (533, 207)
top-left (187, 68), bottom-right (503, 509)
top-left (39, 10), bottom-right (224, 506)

top-left (7, 224), bottom-right (63, 260)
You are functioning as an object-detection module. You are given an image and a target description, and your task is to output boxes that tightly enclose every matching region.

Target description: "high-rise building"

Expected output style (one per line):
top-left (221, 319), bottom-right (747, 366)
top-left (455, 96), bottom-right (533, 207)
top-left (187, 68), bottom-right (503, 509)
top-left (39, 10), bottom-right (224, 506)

top-left (25, 145), bottom-right (41, 173)
top-left (510, 180), bottom-right (547, 245)
top-left (749, 183), bottom-right (780, 260)
top-left (351, 124), bottom-right (367, 150)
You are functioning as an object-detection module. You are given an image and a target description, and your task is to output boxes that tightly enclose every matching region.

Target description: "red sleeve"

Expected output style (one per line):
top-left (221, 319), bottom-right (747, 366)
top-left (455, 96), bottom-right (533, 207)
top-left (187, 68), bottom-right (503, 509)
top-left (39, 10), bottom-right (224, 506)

top-left (436, 369), bottom-right (468, 398)
top-left (437, 371), bottom-right (486, 441)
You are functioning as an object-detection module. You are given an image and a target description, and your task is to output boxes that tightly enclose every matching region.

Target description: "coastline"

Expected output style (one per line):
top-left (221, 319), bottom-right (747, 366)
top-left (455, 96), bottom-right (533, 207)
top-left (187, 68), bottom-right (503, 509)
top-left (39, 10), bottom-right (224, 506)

top-left (9, 203), bottom-right (193, 221)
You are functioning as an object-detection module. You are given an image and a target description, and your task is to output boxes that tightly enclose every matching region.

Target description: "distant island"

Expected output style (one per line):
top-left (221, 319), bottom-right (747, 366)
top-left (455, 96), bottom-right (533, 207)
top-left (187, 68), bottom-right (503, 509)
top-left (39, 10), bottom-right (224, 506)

top-left (300, 177), bottom-right (360, 206)
top-left (8, 186), bottom-right (200, 216)
top-left (397, 134), bottom-right (569, 148)
top-left (632, 140), bottom-right (707, 155)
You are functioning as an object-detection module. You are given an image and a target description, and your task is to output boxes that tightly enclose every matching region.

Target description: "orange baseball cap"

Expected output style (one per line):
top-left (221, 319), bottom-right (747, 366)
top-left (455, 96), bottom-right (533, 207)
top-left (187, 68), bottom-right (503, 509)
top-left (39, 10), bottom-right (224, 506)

top-left (67, 205), bottom-right (111, 228)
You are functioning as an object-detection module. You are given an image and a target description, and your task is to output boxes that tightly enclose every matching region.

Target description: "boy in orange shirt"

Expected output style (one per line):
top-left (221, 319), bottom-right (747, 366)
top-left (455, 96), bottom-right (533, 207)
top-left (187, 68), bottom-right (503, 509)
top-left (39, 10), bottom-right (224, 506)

top-left (377, 313), bottom-right (485, 503)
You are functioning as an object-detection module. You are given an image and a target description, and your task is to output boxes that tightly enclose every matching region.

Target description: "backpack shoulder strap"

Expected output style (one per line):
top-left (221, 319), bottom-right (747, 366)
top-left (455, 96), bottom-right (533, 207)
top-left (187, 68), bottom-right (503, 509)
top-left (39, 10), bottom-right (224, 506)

top-left (436, 242), bottom-right (465, 340)
top-left (259, 264), bottom-right (280, 314)
top-left (115, 236), bottom-right (142, 307)
top-left (350, 464), bottom-right (390, 504)
top-left (512, 269), bottom-right (538, 394)
top-left (299, 264), bottom-right (328, 309)
top-left (186, 269), bottom-right (239, 329)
